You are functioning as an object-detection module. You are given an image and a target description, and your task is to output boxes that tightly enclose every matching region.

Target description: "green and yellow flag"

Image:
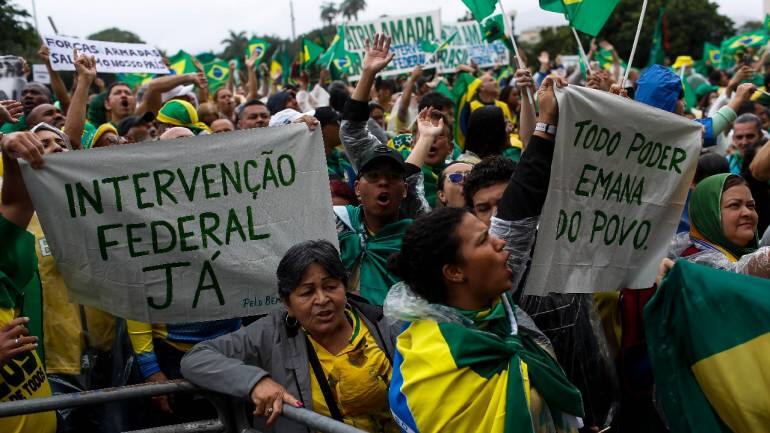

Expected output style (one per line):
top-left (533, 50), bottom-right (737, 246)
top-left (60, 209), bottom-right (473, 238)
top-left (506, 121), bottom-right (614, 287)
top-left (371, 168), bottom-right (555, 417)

top-left (540, 0), bottom-right (620, 37)
top-left (763, 13), bottom-right (770, 35)
top-left (245, 37), bottom-right (271, 64)
top-left (301, 38), bottom-right (325, 68)
top-left (645, 260), bottom-right (770, 433)
top-left (196, 51), bottom-right (217, 64)
top-left (204, 60), bottom-right (230, 91)
top-left (461, 0), bottom-right (509, 42)
top-left (703, 42), bottom-right (721, 67)
top-left (116, 73), bottom-right (154, 90)
top-left (720, 30), bottom-right (769, 69)
top-left (419, 32), bottom-right (458, 55)
top-left (318, 26), bottom-right (346, 69)
top-left (167, 50), bottom-right (198, 75)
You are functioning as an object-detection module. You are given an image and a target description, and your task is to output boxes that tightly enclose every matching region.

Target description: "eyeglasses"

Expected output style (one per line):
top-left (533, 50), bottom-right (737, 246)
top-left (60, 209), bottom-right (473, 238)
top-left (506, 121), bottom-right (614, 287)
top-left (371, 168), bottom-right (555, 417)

top-left (447, 171), bottom-right (469, 185)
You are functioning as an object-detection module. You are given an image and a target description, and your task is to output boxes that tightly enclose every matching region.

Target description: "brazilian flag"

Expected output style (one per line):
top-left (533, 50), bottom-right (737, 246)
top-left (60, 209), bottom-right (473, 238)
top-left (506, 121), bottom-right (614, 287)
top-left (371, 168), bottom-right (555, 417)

top-left (703, 42), bottom-right (721, 67)
top-left (245, 37), bottom-right (271, 64)
top-left (645, 260), bottom-right (770, 433)
top-left (461, 0), bottom-right (509, 43)
top-left (390, 293), bottom-right (584, 432)
top-left (204, 60), bottom-right (230, 91)
top-left (167, 50), bottom-right (198, 75)
top-left (117, 73), bottom-right (154, 90)
top-left (301, 38), bottom-right (325, 68)
top-left (720, 30), bottom-right (768, 69)
top-left (196, 51), bottom-right (217, 64)
top-left (540, 0), bottom-right (620, 37)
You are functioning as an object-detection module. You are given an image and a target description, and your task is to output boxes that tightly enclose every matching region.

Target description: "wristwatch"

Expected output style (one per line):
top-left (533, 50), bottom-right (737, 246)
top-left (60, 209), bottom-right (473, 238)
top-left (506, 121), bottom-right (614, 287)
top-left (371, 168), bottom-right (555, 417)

top-left (535, 122), bottom-right (557, 135)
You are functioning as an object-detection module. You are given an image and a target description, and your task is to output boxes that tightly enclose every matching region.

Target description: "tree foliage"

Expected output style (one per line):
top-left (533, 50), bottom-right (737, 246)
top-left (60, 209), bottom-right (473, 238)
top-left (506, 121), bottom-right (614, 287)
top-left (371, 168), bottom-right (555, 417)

top-left (521, 0), bottom-right (735, 66)
top-left (220, 30), bottom-right (249, 61)
top-left (339, 0), bottom-right (366, 22)
top-left (87, 27), bottom-right (145, 43)
top-left (320, 2), bottom-right (338, 27)
top-left (601, 0), bottom-right (734, 66)
top-left (0, 0), bottom-right (39, 59)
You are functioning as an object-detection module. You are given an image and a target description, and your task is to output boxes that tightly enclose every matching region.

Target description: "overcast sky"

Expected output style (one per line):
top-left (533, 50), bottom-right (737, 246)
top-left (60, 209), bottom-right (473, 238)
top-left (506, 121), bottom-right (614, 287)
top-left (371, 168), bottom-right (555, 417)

top-left (18, 0), bottom-right (767, 54)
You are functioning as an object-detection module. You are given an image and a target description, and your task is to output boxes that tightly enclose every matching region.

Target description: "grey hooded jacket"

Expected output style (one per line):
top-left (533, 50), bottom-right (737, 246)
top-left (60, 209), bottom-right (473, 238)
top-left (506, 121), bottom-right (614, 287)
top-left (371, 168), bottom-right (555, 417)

top-left (180, 296), bottom-right (401, 433)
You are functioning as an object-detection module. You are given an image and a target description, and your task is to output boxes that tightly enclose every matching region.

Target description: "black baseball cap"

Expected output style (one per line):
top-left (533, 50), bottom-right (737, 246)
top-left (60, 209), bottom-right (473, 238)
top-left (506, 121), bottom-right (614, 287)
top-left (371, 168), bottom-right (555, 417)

top-left (117, 111), bottom-right (155, 136)
top-left (313, 106), bottom-right (341, 127)
top-left (358, 144), bottom-right (406, 175)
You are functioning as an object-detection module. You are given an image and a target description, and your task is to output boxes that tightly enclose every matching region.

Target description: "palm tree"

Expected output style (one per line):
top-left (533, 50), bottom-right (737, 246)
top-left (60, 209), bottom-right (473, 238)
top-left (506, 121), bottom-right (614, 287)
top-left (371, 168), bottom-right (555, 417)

top-left (340, 0), bottom-right (366, 22)
top-left (221, 30), bottom-right (248, 60)
top-left (320, 2), bottom-right (338, 27)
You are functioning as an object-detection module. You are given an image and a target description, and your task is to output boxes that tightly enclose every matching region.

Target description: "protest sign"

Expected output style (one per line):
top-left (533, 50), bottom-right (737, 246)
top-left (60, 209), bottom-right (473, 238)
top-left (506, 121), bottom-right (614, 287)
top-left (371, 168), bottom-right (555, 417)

top-left (21, 126), bottom-right (337, 323)
top-left (0, 56), bottom-right (25, 100)
top-left (524, 86), bottom-right (701, 295)
top-left (439, 21), bottom-right (509, 73)
top-left (344, 10), bottom-right (441, 79)
top-left (32, 64), bottom-right (51, 84)
top-left (42, 35), bottom-right (168, 74)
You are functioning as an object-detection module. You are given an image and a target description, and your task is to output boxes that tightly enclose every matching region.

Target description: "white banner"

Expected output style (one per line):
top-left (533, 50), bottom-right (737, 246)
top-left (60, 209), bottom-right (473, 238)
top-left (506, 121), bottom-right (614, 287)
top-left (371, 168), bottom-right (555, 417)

top-left (438, 21), bottom-right (509, 73)
top-left (32, 64), bottom-right (50, 84)
top-left (21, 126), bottom-right (337, 323)
top-left (42, 35), bottom-right (169, 74)
top-left (344, 10), bottom-right (442, 79)
top-left (0, 56), bottom-right (25, 100)
top-left (524, 86), bottom-right (701, 295)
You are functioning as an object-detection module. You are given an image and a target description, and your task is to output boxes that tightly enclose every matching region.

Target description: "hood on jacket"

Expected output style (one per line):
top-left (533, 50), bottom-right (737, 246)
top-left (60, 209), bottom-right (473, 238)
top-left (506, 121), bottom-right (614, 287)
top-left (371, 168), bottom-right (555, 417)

top-left (634, 65), bottom-right (683, 113)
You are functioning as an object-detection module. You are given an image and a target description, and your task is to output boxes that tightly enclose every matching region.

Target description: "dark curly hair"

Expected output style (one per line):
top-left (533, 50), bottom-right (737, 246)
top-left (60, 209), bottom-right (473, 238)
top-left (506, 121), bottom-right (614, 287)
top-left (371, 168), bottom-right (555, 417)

top-left (276, 240), bottom-right (348, 300)
top-left (463, 156), bottom-right (516, 209)
top-left (389, 207), bottom-right (468, 304)
top-left (465, 105), bottom-right (508, 158)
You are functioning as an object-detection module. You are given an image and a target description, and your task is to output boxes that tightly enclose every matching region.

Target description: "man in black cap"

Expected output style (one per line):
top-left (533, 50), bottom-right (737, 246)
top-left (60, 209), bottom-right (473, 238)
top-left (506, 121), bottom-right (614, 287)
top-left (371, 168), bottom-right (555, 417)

top-left (335, 33), bottom-right (431, 305)
top-left (117, 111), bottom-right (155, 143)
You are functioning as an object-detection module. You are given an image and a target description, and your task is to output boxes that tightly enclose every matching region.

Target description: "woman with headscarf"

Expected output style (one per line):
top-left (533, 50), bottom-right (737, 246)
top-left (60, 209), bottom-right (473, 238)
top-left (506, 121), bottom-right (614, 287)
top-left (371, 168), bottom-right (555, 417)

top-left (181, 240), bottom-right (400, 433)
top-left (669, 173), bottom-right (770, 277)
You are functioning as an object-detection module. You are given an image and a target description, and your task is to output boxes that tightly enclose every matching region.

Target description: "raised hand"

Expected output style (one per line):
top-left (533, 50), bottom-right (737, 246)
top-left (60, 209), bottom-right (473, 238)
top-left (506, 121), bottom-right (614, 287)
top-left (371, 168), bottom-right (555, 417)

top-left (415, 107), bottom-right (444, 138)
top-left (0, 100), bottom-right (23, 124)
top-left (73, 49), bottom-right (97, 82)
top-left (362, 33), bottom-right (394, 74)
top-left (514, 68), bottom-right (535, 93)
top-left (537, 76), bottom-right (568, 126)
top-left (38, 44), bottom-right (51, 65)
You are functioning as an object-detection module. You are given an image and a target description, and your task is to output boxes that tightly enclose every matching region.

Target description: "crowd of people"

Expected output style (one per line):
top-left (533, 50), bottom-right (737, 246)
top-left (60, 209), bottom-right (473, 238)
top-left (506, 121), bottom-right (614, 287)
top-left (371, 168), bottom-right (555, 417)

top-left (1, 20), bottom-right (770, 433)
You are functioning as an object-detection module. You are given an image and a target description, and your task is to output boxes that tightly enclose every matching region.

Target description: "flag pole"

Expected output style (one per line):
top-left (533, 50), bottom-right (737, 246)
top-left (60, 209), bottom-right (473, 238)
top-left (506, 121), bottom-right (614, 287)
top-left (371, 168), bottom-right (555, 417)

top-left (621, 0), bottom-right (648, 88)
top-left (496, 0), bottom-right (535, 107)
top-left (572, 27), bottom-right (593, 77)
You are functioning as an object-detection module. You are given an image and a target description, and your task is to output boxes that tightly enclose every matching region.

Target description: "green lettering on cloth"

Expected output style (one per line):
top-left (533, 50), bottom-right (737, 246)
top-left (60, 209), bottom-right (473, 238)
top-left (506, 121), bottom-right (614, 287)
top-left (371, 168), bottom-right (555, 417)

top-left (336, 205), bottom-right (411, 306)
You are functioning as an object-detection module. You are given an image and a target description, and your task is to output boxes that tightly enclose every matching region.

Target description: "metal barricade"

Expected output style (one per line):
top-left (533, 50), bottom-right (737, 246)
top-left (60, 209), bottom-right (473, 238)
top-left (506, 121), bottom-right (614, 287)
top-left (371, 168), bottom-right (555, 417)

top-left (0, 380), bottom-right (366, 433)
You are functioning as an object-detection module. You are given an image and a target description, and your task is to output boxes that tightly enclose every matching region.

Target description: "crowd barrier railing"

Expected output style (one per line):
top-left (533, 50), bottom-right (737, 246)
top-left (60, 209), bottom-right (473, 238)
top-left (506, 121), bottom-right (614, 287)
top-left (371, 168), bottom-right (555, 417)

top-left (0, 379), bottom-right (367, 433)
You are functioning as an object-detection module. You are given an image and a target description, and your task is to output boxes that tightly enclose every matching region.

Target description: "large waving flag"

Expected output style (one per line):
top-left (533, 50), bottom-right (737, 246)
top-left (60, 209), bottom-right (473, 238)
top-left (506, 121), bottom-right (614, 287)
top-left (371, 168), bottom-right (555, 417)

top-left (301, 38), bottom-right (325, 68)
top-left (167, 50), bottom-right (198, 75)
top-left (318, 26), bottom-right (346, 69)
top-left (204, 60), bottom-right (230, 91)
top-left (720, 30), bottom-right (768, 69)
top-left (461, 0), bottom-right (510, 43)
top-left (245, 37), bottom-right (271, 64)
top-left (645, 260), bottom-right (770, 433)
top-left (540, 0), bottom-right (620, 37)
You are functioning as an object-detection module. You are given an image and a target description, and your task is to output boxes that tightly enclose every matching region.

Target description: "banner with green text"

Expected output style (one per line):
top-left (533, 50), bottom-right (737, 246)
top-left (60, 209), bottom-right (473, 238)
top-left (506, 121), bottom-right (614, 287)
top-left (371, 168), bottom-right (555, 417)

top-left (344, 10), bottom-right (442, 79)
top-left (20, 126), bottom-right (337, 323)
top-left (524, 86), bottom-right (701, 295)
top-left (438, 21), bottom-right (509, 73)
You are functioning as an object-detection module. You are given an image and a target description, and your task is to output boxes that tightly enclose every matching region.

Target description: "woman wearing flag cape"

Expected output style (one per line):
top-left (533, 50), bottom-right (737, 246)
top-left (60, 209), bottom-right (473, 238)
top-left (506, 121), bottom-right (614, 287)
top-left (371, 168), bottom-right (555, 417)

top-left (384, 75), bottom-right (584, 433)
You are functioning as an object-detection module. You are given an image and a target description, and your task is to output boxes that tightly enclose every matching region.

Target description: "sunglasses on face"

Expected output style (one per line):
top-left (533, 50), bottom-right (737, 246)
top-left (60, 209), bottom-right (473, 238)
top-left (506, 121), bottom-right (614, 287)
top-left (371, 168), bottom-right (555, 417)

top-left (446, 171), bottom-right (469, 185)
